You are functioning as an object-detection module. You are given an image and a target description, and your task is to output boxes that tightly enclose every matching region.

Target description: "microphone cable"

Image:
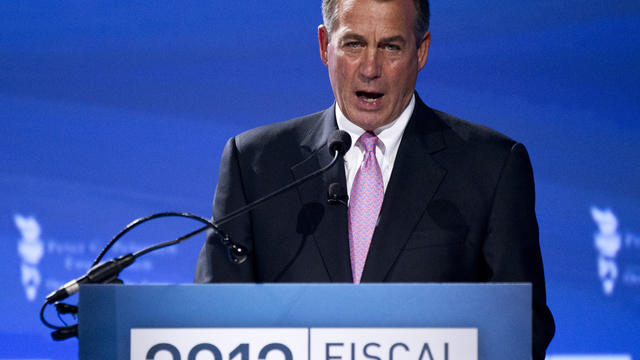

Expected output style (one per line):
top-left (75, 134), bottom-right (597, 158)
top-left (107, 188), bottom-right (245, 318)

top-left (40, 212), bottom-right (229, 340)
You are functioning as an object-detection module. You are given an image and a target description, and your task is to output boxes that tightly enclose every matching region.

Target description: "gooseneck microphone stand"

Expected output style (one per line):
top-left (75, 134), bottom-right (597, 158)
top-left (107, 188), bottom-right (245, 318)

top-left (39, 130), bottom-right (352, 341)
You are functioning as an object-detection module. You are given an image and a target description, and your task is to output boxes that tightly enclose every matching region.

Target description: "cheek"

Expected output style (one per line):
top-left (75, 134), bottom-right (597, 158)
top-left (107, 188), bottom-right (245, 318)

top-left (386, 61), bottom-right (417, 88)
top-left (329, 55), bottom-right (356, 86)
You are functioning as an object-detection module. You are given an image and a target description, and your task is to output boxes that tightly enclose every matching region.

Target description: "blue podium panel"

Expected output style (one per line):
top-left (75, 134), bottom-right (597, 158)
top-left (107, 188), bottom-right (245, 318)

top-left (78, 283), bottom-right (530, 360)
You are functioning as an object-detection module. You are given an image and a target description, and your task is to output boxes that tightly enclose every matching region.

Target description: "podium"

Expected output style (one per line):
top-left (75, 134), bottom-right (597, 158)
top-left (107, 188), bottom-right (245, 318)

top-left (78, 283), bottom-right (530, 359)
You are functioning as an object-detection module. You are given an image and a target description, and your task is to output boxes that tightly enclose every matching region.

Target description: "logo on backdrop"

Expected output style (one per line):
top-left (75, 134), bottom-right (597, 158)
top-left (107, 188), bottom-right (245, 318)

top-left (591, 207), bottom-right (640, 296)
top-left (13, 213), bottom-right (181, 303)
top-left (15, 214), bottom-right (44, 302)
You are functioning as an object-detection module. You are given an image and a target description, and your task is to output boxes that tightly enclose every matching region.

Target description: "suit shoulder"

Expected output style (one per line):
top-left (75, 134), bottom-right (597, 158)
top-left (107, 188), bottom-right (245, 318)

top-left (432, 109), bottom-right (519, 151)
top-left (232, 110), bottom-right (325, 153)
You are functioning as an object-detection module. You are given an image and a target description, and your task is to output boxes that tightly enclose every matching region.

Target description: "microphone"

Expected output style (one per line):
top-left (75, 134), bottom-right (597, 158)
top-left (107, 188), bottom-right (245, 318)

top-left (328, 182), bottom-right (348, 206)
top-left (46, 130), bottom-right (352, 302)
top-left (46, 254), bottom-right (134, 303)
top-left (328, 130), bottom-right (352, 157)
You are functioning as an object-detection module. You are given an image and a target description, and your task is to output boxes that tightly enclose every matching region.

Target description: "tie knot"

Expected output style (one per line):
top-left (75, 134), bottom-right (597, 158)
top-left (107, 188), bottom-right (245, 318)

top-left (357, 131), bottom-right (378, 153)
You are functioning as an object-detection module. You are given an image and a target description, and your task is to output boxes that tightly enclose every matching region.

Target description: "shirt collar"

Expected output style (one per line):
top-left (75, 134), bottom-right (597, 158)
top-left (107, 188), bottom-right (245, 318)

top-left (335, 94), bottom-right (415, 155)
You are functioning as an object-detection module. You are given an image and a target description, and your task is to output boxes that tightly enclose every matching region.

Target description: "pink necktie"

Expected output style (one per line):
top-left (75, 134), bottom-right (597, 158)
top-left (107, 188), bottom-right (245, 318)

top-left (348, 131), bottom-right (384, 284)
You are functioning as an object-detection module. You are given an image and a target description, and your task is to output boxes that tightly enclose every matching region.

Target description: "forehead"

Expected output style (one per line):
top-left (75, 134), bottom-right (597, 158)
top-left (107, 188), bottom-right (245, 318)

top-left (335, 0), bottom-right (416, 34)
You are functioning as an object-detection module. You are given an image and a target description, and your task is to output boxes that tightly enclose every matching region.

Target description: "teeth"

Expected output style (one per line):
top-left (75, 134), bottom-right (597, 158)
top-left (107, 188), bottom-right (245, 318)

top-left (357, 91), bottom-right (382, 103)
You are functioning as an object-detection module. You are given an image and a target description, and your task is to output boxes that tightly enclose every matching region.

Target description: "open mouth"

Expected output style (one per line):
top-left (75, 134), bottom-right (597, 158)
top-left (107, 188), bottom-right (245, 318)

top-left (356, 91), bottom-right (384, 103)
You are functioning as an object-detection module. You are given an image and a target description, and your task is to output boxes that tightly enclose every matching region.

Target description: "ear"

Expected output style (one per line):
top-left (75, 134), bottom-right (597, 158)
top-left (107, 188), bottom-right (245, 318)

top-left (318, 24), bottom-right (330, 66)
top-left (417, 31), bottom-right (431, 71)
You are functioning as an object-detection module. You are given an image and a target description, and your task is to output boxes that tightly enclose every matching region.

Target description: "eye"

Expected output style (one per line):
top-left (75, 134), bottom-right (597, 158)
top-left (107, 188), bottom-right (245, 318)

top-left (383, 43), bottom-right (401, 51)
top-left (345, 41), bottom-right (363, 49)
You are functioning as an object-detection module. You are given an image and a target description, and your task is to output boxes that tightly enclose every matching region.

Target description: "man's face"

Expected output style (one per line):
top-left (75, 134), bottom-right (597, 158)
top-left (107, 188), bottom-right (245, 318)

top-left (319, 0), bottom-right (430, 131)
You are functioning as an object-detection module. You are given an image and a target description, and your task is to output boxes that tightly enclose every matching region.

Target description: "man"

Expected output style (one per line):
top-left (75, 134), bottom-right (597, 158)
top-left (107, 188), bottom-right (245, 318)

top-left (195, 0), bottom-right (555, 358)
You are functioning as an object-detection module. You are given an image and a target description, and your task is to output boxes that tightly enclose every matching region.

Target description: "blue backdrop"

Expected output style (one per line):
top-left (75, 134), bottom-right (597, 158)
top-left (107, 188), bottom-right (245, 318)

top-left (1, 1), bottom-right (638, 359)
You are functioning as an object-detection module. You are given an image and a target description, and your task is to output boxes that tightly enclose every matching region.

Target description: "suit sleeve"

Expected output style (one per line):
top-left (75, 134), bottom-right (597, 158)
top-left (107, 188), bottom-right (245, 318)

top-left (483, 142), bottom-right (555, 360)
top-left (194, 137), bottom-right (256, 283)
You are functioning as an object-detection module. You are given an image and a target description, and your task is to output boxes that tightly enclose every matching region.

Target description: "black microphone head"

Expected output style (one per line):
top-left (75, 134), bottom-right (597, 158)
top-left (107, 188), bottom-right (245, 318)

top-left (328, 130), bottom-right (352, 156)
top-left (327, 182), bottom-right (348, 206)
top-left (227, 243), bottom-right (248, 264)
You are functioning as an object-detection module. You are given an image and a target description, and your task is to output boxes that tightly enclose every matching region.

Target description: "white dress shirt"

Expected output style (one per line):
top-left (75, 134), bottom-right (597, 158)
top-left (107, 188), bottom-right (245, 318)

top-left (335, 94), bottom-right (415, 199)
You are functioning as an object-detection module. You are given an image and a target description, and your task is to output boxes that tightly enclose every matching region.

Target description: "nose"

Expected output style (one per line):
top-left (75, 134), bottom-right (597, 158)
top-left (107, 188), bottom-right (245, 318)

top-left (359, 48), bottom-right (381, 81)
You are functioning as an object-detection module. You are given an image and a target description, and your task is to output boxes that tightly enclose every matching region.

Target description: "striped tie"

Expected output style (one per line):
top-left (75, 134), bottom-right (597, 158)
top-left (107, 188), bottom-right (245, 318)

top-left (348, 131), bottom-right (384, 284)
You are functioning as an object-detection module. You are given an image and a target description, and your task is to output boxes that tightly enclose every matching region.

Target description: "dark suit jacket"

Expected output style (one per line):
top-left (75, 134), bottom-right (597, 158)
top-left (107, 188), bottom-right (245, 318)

top-left (195, 95), bottom-right (555, 359)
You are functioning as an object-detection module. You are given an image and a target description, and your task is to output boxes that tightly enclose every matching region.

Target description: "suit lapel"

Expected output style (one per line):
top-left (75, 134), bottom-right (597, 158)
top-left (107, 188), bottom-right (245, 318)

top-left (290, 106), bottom-right (353, 282)
top-left (361, 97), bottom-right (447, 282)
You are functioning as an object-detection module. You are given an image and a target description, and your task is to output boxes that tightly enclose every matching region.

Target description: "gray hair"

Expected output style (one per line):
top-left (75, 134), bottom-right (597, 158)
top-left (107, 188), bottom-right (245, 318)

top-left (321, 0), bottom-right (430, 47)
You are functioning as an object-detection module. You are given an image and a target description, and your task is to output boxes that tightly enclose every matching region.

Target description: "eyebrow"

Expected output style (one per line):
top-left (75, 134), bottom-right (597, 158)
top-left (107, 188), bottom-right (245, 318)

top-left (340, 33), bottom-right (366, 43)
top-left (380, 35), bottom-right (406, 45)
top-left (339, 33), bottom-right (406, 45)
